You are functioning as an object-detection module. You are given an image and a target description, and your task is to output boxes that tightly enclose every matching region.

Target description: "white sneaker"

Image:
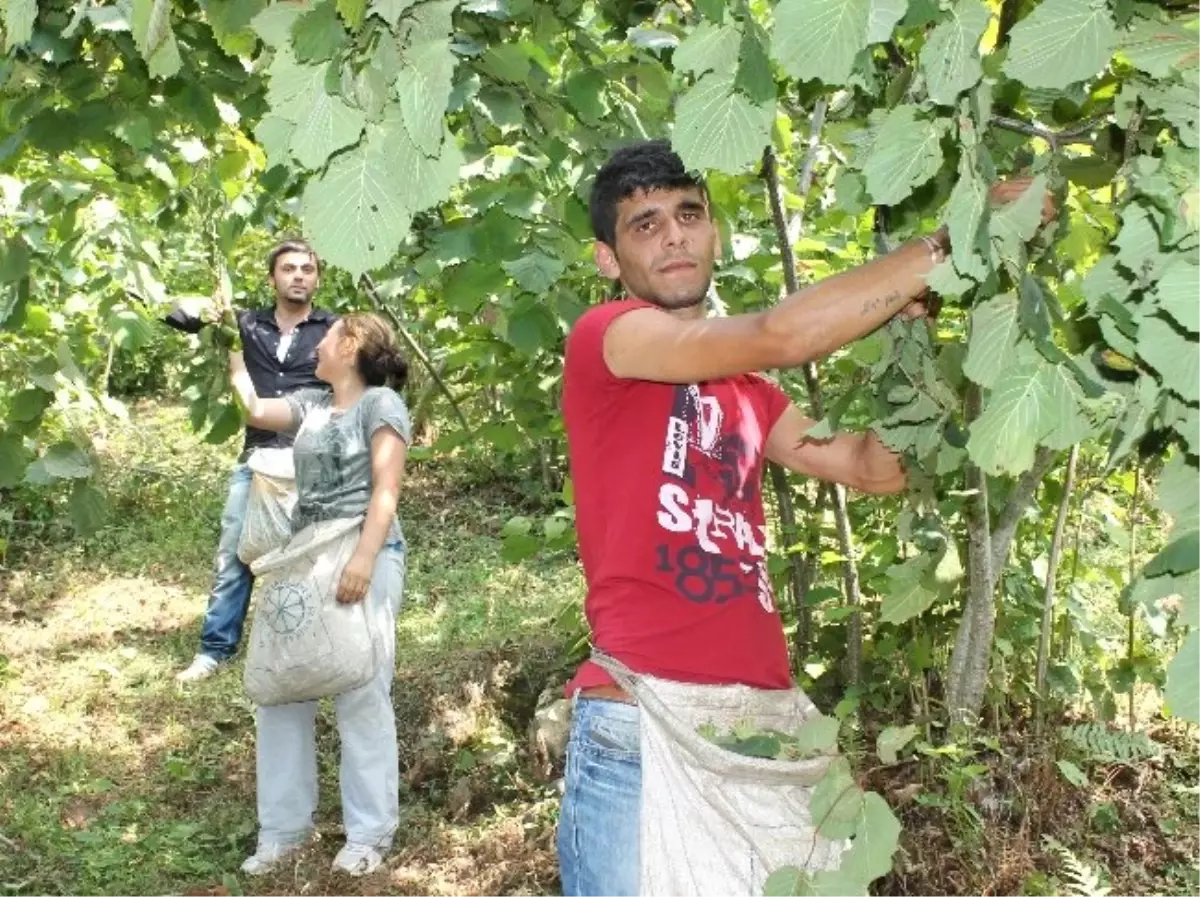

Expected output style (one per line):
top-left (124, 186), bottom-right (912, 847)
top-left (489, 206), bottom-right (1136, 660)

top-left (331, 842), bottom-right (386, 876)
top-left (175, 654), bottom-right (220, 683)
top-left (240, 840), bottom-right (303, 875)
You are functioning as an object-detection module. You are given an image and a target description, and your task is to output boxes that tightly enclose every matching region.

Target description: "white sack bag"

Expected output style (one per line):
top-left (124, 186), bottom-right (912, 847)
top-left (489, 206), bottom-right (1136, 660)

top-left (237, 447), bottom-right (298, 565)
top-left (592, 651), bottom-right (846, 896)
top-left (243, 516), bottom-right (376, 706)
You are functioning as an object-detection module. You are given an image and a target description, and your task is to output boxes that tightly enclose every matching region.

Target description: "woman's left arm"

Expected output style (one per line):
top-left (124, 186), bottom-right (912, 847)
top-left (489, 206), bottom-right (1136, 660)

top-left (335, 427), bottom-right (408, 603)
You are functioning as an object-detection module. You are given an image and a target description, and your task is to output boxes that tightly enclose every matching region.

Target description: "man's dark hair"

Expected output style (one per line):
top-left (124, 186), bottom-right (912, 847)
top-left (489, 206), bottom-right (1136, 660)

top-left (267, 238), bottom-right (320, 276)
top-left (589, 139), bottom-right (708, 248)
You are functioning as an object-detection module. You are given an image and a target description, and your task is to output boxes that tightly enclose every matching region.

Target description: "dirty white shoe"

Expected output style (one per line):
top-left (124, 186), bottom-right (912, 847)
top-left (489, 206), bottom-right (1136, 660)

top-left (175, 654), bottom-right (220, 683)
top-left (331, 842), bottom-right (386, 876)
top-left (240, 840), bottom-right (304, 875)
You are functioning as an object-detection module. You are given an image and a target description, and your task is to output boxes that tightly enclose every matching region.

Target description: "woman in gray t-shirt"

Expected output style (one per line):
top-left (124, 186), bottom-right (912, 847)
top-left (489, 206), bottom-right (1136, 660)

top-left (228, 313), bottom-right (411, 878)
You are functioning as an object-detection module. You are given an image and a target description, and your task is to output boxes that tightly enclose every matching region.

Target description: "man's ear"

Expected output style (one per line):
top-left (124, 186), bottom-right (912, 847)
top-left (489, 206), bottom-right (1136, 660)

top-left (594, 241), bottom-right (621, 280)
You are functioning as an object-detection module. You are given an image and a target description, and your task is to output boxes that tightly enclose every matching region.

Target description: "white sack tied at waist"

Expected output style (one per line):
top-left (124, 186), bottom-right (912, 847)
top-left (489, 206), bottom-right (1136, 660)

top-left (237, 447), bottom-right (298, 565)
top-left (591, 651), bottom-right (846, 896)
top-left (244, 516), bottom-right (376, 706)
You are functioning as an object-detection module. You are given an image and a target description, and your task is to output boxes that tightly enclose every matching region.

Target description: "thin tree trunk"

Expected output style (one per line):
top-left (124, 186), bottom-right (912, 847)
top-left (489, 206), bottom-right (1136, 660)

top-left (1035, 444), bottom-right (1079, 737)
top-left (991, 447), bottom-right (1058, 574)
top-left (1127, 462), bottom-right (1141, 731)
top-left (761, 102), bottom-right (865, 683)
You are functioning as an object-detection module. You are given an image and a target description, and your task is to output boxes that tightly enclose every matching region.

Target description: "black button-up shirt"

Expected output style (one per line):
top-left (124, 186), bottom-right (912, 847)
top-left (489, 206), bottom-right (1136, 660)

top-left (164, 305), bottom-right (337, 458)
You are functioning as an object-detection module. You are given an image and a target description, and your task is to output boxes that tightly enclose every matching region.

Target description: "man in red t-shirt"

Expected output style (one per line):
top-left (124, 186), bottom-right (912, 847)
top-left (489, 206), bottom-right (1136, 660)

top-left (556, 140), bottom-right (1053, 896)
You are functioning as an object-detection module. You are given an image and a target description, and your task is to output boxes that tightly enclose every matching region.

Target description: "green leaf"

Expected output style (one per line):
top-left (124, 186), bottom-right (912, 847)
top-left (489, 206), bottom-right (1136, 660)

top-left (735, 22), bottom-right (776, 105)
top-left (1003, 0), bottom-right (1116, 88)
top-left (1120, 18), bottom-right (1199, 78)
top-left (292, 0), bottom-right (347, 63)
top-left (811, 757), bottom-right (864, 838)
top-left (1116, 204), bottom-right (1167, 283)
top-left (967, 362), bottom-right (1055, 476)
top-left (876, 724), bottom-right (918, 764)
top-left (108, 308), bottom-right (153, 351)
top-left (1141, 76), bottom-right (1199, 148)
top-left (252, 2), bottom-right (307, 46)
top-left (1155, 452), bottom-right (1199, 535)
top-left (805, 868), bottom-right (870, 897)
top-left (672, 73), bottom-right (775, 175)
top-left (866, 0), bottom-right (909, 44)
top-left (764, 867), bottom-right (808, 897)
top-left (1144, 532), bottom-right (1199, 578)
top-left (290, 90), bottom-right (367, 171)
top-left (1037, 363), bottom-right (1092, 450)
top-left (503, 252), bottom-right (566, 293)
top-left (990, 173), bottom-right (1047, 263)
top-left (369, 0), bottom-right (418, 27)
top-left (1138, 313), bottom-right (1199, 403)
top-left (337, 0), bottom-right (368, 29)
top-left (42, 442), bottom-right (93, 480)
top-left (1165, 630), bottom-right (1199, 723)
top-left (1153, 260), bottom-right (1199, 333)
top-left (302, 126), bottom-right (412, 279)
top-left (919, 0), bottom-right (990, 106)
top-left (805, 418), bottom-right (834, 440)
top-left (68, 482), bottom-right (108, 537)
top-left (0, 434), bottom-right (30, 488)
top-left (395, 38), bottom-right (457, 154)
top-left (0, 238), bottom-right (31, 284)
top-left (673, 21), bottom-right (742, 78)
top-left (565, 70), bottom-right (610, 124)
top-left (862, 106), bottom-right (944, 205)
top-left (504, 302), bottom-right (558, 354)
top-left (792, 715), bottom-right (840, 756)
top-left (771, 0), bottom-right (870, 87)
top-left (1082, 256), bottom-right (1134, 312)
top-left (479, 44), bottom-right (529, 83)
top-left (3, 0), bottom-right (36, 52)
top-left (204, 401), bottom-right (244, 444)
top-left (963, 293), bottom-right (1020, 389)
top-left (840, 792), bottom-right (901, 883)
top-left (388, 121), bottom-right (463, 214)
top-left (255, 116), bottom-right (297, 171)
top-left (945, 154), bottom-right (989, 280)
top-left (10, 387), bottom-right (53, 423)
top-left (1056, 759), bottom-right (1089, 787)
top-left (880, 563), bottom-right (939, 625)
top-left (131, 0), bottom-right (182, 78)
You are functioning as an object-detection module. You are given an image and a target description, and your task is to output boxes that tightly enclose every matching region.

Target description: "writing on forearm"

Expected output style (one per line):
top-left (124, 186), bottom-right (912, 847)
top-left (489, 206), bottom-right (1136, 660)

top-left (859, 289), bottom-right (906, 318)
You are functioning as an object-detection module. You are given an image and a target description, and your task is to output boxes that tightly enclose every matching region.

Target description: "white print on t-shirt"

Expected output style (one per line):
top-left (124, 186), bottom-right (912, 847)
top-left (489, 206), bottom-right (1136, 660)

top-left (655, 384), bottom-right (775, 613)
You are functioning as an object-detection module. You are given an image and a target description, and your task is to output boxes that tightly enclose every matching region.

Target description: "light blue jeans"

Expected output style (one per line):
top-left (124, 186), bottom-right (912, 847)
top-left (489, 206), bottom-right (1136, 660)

top-left (556, 697), bottom-right (642, 897)
top-left (254, 540), bottom-right (406, 849)
top-left (199, 464), bottom-right (254, 662)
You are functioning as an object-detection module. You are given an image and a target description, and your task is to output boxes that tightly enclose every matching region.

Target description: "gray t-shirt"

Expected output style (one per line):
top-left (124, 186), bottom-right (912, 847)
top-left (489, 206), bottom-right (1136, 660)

top-left (284, 386), bottom-right (412, 538)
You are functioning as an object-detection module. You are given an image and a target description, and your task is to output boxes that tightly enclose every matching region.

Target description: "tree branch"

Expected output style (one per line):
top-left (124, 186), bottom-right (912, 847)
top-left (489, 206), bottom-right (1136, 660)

top-left (989, 115), bottom-right (1104, 150)
top-left (990, 446), bottom-right (1058, 577)
top-left (359, 274), bottom-right (472, 436)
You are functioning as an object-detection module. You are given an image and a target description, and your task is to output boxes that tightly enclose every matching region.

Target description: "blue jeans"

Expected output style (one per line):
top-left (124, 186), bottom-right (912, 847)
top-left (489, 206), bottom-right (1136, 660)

top-left (199, 464), bottom-right (254, 662)
top-left (556, 697), bottom-right (641, 897)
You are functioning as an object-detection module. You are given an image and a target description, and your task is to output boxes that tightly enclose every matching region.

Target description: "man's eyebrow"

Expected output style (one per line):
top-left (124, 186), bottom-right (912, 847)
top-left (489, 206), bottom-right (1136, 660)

top-left (677, 198), bottom-right (707, 212)
top-left (623, 207), bottom-right (661, 229)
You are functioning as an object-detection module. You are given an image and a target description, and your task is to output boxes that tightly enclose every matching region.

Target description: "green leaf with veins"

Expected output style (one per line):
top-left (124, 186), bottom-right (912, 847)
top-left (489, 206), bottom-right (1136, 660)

top-left (1003, 0), bottom-right (1117, 88)
top-left (919, 0), bottom-right (991, 106)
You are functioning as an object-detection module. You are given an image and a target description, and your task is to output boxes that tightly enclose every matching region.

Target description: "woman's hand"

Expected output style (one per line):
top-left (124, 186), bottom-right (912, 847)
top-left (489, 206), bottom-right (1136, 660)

top-left (229, 350), bottom-right (246, 374)
top-left (336, 549), bottom-right (375, 604)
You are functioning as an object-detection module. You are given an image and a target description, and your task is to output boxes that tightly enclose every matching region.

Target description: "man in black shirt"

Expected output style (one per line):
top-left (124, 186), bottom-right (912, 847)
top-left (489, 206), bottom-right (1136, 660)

top-left (170, 239), bottom-right (336, 682)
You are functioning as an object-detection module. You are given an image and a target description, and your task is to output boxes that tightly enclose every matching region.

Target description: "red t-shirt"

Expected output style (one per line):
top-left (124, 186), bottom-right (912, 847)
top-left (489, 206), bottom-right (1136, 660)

top-left (562, 299), bottom-right (795, 694)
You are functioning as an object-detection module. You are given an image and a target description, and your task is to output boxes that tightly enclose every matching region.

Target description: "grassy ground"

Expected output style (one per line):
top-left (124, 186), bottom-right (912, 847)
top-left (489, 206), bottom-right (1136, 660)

top-left (0, 403), bottom-right (582, 896)
top-left (1, 403), bottom-right (1196, 896)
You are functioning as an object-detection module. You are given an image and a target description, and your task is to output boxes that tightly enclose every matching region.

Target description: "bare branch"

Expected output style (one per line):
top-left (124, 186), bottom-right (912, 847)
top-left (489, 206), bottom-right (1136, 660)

top-left (989, 115), bottom-right (1105, 150)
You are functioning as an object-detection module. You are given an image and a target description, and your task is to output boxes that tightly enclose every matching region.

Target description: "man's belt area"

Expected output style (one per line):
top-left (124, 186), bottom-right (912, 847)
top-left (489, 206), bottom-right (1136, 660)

top-left (578, 683), bottom-right (636, 704)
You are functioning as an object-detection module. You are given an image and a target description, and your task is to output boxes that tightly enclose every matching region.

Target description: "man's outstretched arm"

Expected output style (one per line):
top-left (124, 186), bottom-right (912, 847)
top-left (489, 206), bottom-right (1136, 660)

top-left (605, 178), bottom-right (1054, 385)
top-left (765, 405), bottom-right (907, 495)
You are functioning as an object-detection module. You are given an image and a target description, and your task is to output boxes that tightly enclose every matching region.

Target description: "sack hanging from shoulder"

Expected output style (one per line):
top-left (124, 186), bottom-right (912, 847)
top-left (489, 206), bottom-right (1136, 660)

top-left (237, 447), bottom-right (298, 565)
top-left (243, 516), bottom-right (375, 706)
top-left (591, 652), bottom-right (846, 896)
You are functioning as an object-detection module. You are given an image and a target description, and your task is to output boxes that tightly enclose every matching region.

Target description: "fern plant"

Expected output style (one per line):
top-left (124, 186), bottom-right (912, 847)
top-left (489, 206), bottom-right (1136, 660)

top-left (1060, 723), bottom-right (1160, 765)
top-left (1042, 836), bottom-right (1112, 897)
